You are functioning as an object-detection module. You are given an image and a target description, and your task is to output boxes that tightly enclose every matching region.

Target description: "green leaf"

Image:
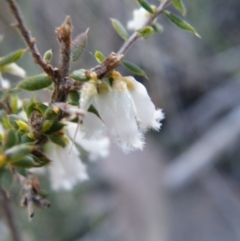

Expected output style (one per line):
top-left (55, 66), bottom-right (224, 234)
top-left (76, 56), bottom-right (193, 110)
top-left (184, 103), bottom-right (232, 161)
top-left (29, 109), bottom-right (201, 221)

top-left (72, 28), bottom-right (89, 61)
top-left (15, 167), bottom-right (28, 177)
top-left (44, 120), bottom-right (65, 135)
top-left (136, 0), bottom-right (154, 14)
top-left (17, 73), bottom-right (53, 91)
top-left (2, 130), bottom-right (19, 151)
top-left (11, 154), bottom-right (48, 168)
top-left (172, 0), bottom-right (186, 16)
top-left (68, 91), bottom-right (80, 106)
top-left (43, 49), bottom-right (53, 63)
top-left (137, 26), bottom-right (154, 38)
top-left (164, 11), bottom-right (201, 38)
top-left (5, 144), bottom-right (33, 162)
top-left (95, 51), bottom-right (105, 63)
top-left (70, 69), bottom-right (89, 82)
top-left (122, 60), bottom-right (148, 78)
top-left (151, 22), bottom-right (164, 33)
top-left (8, 114), bottom-right (27, 130)
top-left (44, 107), bottom-right (60, 120)
top-left (0, 90), bottom-right (8, 101)
top-left (0, 49), bottom-right (27, 67)
top-left (49, 135), bottom-right (67, 148)
top-left (110, 18), bottom-right (129, 40)
top-left (0, 168), bottom-right (13, 191)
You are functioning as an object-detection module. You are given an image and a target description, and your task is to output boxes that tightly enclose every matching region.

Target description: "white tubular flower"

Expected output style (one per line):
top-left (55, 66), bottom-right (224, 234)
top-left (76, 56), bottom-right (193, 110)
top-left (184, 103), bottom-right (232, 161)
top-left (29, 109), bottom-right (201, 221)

top-left (127, 7), bottom-right (150, 31)
top-left (80, 112), bottom-right (105, 139)
top-left (0, 63), bottom-right (26, 78)
top-left (45, 141), bottom-right (88, 191)
top-left (93, 79), bottom-right (144, 152)
top-left (66, 122), bottom-right (110, 160)
top-left (79, 80), bottom-right (97, 110)
top-left (124, 76), bottom-right (164, 132)
top-left (0, 74), bottom-right (10, 89)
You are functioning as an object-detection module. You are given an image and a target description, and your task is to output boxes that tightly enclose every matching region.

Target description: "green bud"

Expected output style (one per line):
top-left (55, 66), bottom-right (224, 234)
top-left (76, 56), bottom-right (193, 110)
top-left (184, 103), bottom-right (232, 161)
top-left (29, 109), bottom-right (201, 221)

top-left (137, 26), bottom-right (154, 38)
top-left (70, 69), bottom-right (89, 82)
top-left (43, 49), bottom-right (53, 63)
top-left (95, 51), bottom-right (105, 63)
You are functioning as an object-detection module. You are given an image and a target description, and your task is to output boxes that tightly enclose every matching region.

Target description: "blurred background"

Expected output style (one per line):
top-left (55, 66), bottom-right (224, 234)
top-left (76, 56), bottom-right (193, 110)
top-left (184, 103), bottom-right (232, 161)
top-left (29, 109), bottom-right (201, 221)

top-left (1, 0), bottom-right (240, 240)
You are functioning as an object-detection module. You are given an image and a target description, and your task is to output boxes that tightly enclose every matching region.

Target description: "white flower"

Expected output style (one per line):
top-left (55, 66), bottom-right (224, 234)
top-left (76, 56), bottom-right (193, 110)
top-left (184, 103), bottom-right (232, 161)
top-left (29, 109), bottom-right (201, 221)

top-left (79, 72), bottom-right (164, 152)
top-left (92, 79), bottom-right (144, 152)
top-left (123, 76), bottom-right (164, 131)
top-left (127, 7), bottom-right (150, 31)
top-left (45, 141), bottom-right (88, 191)
top-left (66, 122), bottom-right (110, 160)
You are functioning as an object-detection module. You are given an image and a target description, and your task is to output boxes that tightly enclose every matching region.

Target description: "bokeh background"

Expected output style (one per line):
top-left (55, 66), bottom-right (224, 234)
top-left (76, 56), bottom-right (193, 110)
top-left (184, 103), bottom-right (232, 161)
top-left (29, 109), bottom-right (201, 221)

top-left (1, 0), bottom-right (240, 240)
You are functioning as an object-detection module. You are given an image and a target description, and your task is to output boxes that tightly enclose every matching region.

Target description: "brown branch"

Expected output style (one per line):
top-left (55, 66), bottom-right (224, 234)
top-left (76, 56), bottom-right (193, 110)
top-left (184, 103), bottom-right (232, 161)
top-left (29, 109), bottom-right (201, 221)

top-left (56, 16), bottom-right (73, 80)
top-left (0, 187), bottom-right (23, 241)
top-left (5, 0), bottom-right (54, 78)
top-left (51, 16), bottom-right (73, 103)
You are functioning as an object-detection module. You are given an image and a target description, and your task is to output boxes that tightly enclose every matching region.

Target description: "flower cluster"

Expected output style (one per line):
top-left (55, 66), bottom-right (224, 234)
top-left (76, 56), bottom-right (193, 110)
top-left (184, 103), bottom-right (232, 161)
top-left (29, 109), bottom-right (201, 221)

top-left (79, 72), bottom-right (164, 152)
top-left (127, 7), bottom-right (151, 31)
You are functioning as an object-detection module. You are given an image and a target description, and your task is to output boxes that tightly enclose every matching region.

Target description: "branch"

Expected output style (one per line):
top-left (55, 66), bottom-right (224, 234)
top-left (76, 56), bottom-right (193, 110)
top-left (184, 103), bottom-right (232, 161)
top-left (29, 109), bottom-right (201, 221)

top-left (5, 0), bottom-right (54, 78)
top-left (0, 187), bottom-right (23, 241)
top-left (91, 0), bottom-right (171, 78)
top-left (56, 16), bottom-right (73, 81)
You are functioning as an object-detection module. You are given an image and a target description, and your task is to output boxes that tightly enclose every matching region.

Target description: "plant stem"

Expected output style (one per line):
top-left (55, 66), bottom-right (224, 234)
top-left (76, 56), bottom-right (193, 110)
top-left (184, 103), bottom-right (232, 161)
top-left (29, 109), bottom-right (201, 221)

top-left (5, 0), bottom-right (54, 78)
top-left (0, 187), bottom-right (23, 241)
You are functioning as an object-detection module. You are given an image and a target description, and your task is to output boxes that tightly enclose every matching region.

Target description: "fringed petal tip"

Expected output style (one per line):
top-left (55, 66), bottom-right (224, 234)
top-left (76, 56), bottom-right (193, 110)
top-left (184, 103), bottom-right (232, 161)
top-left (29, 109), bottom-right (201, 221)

top-left (151, 109), bottom-right (165, 131)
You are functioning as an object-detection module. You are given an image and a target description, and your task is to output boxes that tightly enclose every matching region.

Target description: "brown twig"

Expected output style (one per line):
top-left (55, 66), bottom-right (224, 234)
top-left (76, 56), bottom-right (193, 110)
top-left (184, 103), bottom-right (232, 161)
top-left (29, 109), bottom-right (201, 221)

top-left (0, 187), bottom-right (23, 241)
top-left (5, 0), bottom-right (54, 78)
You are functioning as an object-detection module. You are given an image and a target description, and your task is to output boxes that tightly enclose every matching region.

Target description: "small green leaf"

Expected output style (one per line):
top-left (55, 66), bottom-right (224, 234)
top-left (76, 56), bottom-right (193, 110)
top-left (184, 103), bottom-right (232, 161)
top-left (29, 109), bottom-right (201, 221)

top-left (70, 69), bottom-right (89, 82)
top-left (16, 120), bottom-right (29, 132)
top-left (151, 22), bottom-right (164, 33)
top-left (0, 168), bottom-right (13, 190)
top-left (8, 114), bottom-right (27, 130)
top-left (11, 154), bottom-right (48, 168)
top-left (0, 49), bottom-right (27, 67)
top-left (95, 51), bottom-right (105, 63)
top-left (44, 120), bottom-right (65, 135)
top-left (72, 28), bottom-right (89, 61)
top-left (172, 0), bottom-right (186, 16)
top-left (68, 91), bottom-right (80, 106)
top-left (0, 90), bottom-right (8, 101)
top-left (43, 49), bottom-right (53, 63)
top-left (137, 26), bottom-right (154, 38)
top-left (122, 60), bottom-right (148, 78)
top-left (5, 144), bottom-right (33, 162)
top-left (44, 107), bottom-right (59, 120)
top-left (14, 167), bottom-right (28, 177)
top-left (136, 0), bottom-right (154, 14)
top-left (17, 73), bottom-right (53, 91)
top-left (164, 11), bottom-right (201, 38)
top-left (34, 103), bottom-right (48, 116)
top-left (9, 95), bottom-right (19, 113)
top-left (110, 18), bottom-right (129, 40)
top-left (49, 135), bottom-right (67, 148)
top-left (2, 130), bottom-right (19, 151)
